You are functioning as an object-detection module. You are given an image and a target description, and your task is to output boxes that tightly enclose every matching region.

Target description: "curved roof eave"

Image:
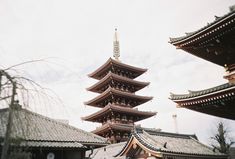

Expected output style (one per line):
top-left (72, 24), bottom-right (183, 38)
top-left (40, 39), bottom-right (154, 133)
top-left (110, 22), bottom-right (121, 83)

top-left (82, 104), bottom-right (157, 122)
top-left (170, 83), bottom-right (235, 101)
top-left (87, 72), bottom-right (150, 93)
top-left (88, 58), bottom-right (147, 80)
top-left (169, 10), bottom-right (235, 45)
top-left (84, 87), bottom-right (153, 106)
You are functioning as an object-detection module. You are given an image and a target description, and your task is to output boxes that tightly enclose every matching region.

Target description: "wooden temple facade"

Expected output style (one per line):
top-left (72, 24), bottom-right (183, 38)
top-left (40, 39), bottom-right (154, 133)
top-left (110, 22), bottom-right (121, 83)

top-left (169, 5), bottom-right (235, 120)
top-left (82, 58), bottom-right (156, 143)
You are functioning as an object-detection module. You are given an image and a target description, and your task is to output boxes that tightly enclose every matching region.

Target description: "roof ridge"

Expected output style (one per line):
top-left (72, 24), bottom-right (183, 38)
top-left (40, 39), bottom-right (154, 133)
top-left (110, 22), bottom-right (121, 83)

top-left (110, 58), bottom-right (148, 71)
top-left (111, 88), bottom-right (153, 99)
top-left (189, 136), bottom-right (225, 155)
top-left (169, 9), bottom-right (235, 44)
top-left (144, 129), bottom-right (195, 139)
top-left (170, 82), bottom-right (235, 100)
top-left (88, 58), bottom-right (147, 79)
top-left (85, 87), bottom-right (153, 106)
top-left (133, 130), bottom-right (162, 152)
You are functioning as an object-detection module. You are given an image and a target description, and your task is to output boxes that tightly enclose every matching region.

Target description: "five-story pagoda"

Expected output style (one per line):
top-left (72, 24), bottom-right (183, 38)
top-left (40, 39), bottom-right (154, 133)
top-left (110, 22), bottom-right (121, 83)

top-left (82, 29), bottom-right (156, 143)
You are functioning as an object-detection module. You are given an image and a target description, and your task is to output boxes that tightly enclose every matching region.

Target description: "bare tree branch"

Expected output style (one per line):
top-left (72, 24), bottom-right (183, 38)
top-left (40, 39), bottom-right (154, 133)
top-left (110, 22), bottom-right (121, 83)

top-left (0, 60), bottom-right (67, 159)
top-left (4, 59), bottom-right (45, 71)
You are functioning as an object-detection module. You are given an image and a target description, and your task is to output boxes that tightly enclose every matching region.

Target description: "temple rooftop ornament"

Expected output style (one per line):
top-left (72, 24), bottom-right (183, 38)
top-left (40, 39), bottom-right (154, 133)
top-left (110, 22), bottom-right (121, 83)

top-left (113, 28), bottom-right (120, 61)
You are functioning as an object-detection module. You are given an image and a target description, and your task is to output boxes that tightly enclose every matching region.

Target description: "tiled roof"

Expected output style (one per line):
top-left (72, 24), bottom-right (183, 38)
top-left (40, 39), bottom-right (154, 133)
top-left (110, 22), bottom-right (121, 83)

top-left (87, 142), bottom-right (126, 159)
top-left (169, 5), bottom-right (235, 44)
top-left (0, 108), bottom-right (108, 148)
top-left (92, 123), bottom-right (134, 135)
top-left (84, 87), bottom-right (153, 107)
top-left (229, 147), bottom-right (235, 158)
top-left (133, 128), bottom-right (226, 156)
top-left (87, 72), bottom-right (149, 93)
top-left (82, 104), bottom-right (156, 122)
top-left (170, 82), bottom-right (235, 100)
top-left (88, 58), bottom-right (147, 80)
top-left (18, 141), bottom-right (84, 148)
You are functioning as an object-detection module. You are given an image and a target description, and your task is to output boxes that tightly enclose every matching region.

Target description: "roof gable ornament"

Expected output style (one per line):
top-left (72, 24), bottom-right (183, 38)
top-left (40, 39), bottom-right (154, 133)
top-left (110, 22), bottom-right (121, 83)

top-left (113, 28), bottom-right (120, 61)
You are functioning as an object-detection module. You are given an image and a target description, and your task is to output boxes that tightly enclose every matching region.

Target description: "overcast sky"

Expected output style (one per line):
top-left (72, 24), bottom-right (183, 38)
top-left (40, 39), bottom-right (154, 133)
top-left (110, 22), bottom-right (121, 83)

top-left (0, 0), bottom-right (235, 144)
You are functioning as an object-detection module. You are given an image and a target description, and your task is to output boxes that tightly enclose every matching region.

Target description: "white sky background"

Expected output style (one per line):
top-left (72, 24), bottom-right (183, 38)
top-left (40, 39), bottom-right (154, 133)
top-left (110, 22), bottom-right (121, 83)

top-left (0, 0), bottom-right (235, 144)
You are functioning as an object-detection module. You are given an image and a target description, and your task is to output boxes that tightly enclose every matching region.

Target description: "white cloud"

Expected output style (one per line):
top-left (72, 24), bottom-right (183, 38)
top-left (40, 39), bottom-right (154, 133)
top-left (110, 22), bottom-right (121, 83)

top-left (0, 0), bottom-right (235, 144)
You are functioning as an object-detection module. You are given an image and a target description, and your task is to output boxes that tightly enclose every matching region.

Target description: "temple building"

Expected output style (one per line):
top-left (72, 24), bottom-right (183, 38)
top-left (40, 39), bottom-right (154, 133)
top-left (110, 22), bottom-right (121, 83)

top-left (82, 29), bottom-right (156, 143)
top-left (169, 5), bottom-right (235, 120)
top-left (116, 127), bottom-right (227, 159)
top-left (88, 127), bottom-right (227, 159)
top-left (0, 106), bottom-right (107, 159)
top-left (84, 29), bottom-right (228, 159)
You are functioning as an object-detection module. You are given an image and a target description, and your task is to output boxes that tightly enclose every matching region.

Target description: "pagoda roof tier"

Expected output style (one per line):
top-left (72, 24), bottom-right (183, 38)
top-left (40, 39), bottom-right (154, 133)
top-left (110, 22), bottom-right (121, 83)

top-left (84, 87), bottom-right (153, 107)
top-left (87, 72), bottom-right (150, 93)
top-left (81, 104), bottom-right (157, 122)
top-left (170, 83), bottom-right (235, 120)
top-left (92, 123), bottom-right (134, 135)
top-left (88, 58), bottom-right (147, 80)
top-left (169, 6), bottom-right (235, 66)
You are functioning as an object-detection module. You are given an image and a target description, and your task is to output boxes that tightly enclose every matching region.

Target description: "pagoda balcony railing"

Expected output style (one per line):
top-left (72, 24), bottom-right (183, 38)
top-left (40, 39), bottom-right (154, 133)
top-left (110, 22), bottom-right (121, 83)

top-left (98, 84), bottom-right (136, 94)
top-left (99, 100), bottom-right (138, 108)
top-left (101, 120), bottom-right (134, 126)
top-left (99, 69), bottom-right (136, 80)
top-left (96, 123), bottom-right (134, 131)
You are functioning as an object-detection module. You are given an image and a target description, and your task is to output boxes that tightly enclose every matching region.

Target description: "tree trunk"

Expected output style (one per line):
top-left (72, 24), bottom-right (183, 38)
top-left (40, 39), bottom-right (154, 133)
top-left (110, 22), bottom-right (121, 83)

top-left (1, 79), bottom-right (16, 159)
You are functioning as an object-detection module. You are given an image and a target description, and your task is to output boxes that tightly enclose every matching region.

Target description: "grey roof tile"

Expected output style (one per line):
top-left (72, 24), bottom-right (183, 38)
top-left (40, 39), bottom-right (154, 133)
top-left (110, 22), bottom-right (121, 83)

top-left (170, 82), bottom-right (235, 100)
top-left (134, 128), bottom-right (226, 156)
top-left (169, 7), bottom-right (235, 43)
top-left (0, 108), bottom-right (108, 148)
top-left (87, 142), bottom-right (126, 159)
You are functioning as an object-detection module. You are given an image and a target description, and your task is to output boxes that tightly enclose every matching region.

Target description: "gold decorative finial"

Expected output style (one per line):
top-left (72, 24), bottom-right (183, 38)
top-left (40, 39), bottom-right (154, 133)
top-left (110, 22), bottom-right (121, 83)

top-left (113, 27), bottom-right (120, 61)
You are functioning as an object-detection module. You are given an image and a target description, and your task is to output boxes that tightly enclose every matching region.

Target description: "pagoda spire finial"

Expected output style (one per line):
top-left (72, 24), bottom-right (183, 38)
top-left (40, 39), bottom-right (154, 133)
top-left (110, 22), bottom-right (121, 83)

top-left (113, 27), bottom-right (120, 61)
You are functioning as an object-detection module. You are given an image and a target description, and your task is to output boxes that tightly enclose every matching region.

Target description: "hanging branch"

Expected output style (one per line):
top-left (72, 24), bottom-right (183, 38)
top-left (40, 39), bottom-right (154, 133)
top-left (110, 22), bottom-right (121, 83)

top-left (0, 60), bottom-right (66, 159)
top-left (1, 70), bottom-right (17, 159)
top-left (0, 71), bottom-right (2, 94)
top-left (4, 59), bottom-right (45, 71)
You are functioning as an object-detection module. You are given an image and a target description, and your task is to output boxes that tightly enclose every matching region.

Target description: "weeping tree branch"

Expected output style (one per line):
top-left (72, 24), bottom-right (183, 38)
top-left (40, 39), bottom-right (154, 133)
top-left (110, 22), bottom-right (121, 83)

top-left (4, 59), bottom-right (45, 71)
top-left (0, 70), bottom-right (17, 159)
top-left (0, 60), bottom-right (66, 159)
top-left (0, 72), bottom-right (2, 94)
